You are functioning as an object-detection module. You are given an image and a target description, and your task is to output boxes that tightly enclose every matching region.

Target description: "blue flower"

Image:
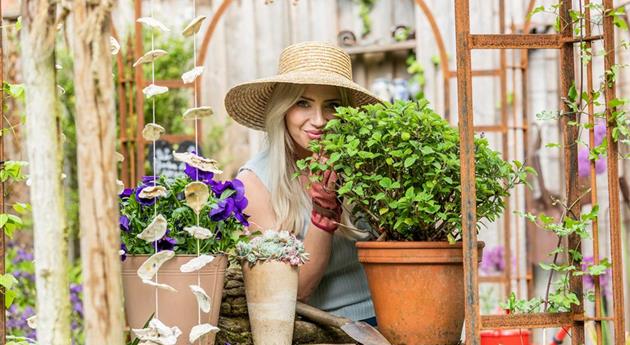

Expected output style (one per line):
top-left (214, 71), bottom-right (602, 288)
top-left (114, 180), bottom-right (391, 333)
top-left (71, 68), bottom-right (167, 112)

top-left (120, 242), bottom-right (128, 262)
top-left (135, 175), bottom-right (159, 206)
top-left (119, 188), bottom-right (133, 199)
top-left (154, 230), bottom-right (177, 251)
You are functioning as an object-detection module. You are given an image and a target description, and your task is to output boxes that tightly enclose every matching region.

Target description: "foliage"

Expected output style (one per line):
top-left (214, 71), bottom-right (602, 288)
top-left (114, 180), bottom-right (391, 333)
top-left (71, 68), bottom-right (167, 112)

top-left (119, 170), bottom-right (249, 256)
top-left (141, 31), bottom-right (193, 135)
top-left (353, 0), bottom-right (376, 38)
top-left (406, 54), bottom-right (425, 100)
top-left (503, 2), bottom-right (626, 316)
top-left (299, 100), bottom-right (529, 241)
top-left (5, 241), bottom-right (84, 344)
top-left (236, 230), bottom-right (309, 266)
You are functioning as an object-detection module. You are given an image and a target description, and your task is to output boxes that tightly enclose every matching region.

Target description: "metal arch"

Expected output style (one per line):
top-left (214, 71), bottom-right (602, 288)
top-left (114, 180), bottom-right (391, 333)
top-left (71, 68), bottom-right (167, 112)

top-left (414, 0), bottom-right (452, 119)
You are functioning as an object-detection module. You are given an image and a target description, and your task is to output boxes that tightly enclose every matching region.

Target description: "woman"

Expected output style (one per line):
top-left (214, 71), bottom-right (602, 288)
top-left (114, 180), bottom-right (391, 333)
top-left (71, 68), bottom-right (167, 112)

top-left (224, 41), bottom-right (381, 324)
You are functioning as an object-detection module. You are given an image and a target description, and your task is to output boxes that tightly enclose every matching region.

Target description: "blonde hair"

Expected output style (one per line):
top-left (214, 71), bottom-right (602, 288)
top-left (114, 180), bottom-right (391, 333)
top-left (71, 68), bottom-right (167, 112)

top-left (263, 83), bottom-right (358, 237)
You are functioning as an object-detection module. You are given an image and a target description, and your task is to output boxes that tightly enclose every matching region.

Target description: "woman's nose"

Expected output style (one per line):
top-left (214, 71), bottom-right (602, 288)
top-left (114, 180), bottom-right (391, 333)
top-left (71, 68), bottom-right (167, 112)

top-left (312, 106), bottom-right (326, 127)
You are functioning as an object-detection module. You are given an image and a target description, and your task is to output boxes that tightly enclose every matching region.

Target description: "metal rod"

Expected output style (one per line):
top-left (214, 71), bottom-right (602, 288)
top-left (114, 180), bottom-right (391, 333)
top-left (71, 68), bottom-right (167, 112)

top-left (584, 2), bottom-right (604, 345)
top-left (454, 0), bottom-right (480, 344)
top-left (499, 0), bottom-right (512, 301)
top-left (558, 1), bottom-right (586, 344)
top-left (471, 34), bottom-right (562, 49)
top-left (481, 312), bottom-right (573, 330)
top-left (602, 1), bottom-right (626, 343)
top-left (134, 0), bottom-right (145, 184)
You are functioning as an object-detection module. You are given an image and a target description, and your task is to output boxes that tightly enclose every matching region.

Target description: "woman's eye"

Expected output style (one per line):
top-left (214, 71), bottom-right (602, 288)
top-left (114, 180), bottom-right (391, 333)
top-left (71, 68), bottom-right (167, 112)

top-left (326, 102), bottom-right (341, 109)
top-left (296, 100), bottom-right (310, 108)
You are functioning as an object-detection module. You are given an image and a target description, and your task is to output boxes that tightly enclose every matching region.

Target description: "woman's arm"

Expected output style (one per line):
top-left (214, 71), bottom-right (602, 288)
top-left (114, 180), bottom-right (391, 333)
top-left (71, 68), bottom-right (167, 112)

top-left (238, 169), bottom-right (333, 302)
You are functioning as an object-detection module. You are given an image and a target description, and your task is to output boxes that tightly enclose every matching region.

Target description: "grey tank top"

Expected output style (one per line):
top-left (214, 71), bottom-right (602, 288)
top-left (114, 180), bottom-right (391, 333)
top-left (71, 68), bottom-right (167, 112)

top-left (240, 150), bottom-right (374, 321)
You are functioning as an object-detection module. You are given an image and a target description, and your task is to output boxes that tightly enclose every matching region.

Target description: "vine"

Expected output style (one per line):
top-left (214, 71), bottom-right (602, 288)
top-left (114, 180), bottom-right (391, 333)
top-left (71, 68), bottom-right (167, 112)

top-left (503, 2), bottom-right (629, 319)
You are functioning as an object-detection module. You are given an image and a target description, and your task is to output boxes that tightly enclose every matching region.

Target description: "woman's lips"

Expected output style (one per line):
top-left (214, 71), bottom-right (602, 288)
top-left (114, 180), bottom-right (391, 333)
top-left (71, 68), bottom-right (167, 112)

top-left (305, 130), bottom-right (323, 139)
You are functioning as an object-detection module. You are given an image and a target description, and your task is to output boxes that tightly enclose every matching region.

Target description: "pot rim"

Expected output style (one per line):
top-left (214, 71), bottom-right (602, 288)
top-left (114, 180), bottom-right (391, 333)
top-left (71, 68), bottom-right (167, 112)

top-left (356, 241), bottom-right (485, 250)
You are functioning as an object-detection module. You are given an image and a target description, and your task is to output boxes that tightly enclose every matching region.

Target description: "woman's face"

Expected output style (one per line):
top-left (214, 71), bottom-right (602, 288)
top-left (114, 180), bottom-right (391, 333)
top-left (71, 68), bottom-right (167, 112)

top-left (285, 85), bottom-right (341, 158)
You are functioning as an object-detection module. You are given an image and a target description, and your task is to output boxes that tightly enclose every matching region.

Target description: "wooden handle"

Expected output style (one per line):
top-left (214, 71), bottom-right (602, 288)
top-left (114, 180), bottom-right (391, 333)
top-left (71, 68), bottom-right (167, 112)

top-left (296, 301), bottom-right (351, 328)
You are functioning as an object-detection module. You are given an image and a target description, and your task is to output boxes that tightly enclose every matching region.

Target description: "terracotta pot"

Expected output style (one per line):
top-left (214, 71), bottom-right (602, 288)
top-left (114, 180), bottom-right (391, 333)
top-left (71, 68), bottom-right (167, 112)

top-left (480, 329), bottom-right (530, 345)
top-left (122, 254), bottom-right (228, 345)
top-left (242, 261), bottom-right (299, 345)
top-left (356, 241), bottom-right (484, 345)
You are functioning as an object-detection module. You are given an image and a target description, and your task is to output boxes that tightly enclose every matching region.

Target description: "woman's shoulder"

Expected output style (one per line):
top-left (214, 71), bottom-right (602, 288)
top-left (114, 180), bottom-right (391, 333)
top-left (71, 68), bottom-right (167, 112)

top-left (238, 150), bottom-right (271, 191)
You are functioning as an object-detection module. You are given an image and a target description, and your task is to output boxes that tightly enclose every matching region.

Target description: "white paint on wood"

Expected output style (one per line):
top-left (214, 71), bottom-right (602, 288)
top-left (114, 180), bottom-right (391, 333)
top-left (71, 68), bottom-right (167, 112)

top-left (20, 1), bottom-right (72, 343)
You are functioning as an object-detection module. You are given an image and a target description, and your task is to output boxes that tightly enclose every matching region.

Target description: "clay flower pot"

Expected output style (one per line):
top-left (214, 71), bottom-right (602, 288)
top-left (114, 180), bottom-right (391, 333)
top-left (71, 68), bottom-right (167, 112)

top-left (356, 241), bottom-right (484, 345)
top-left (242, 261), bottom-right (299, 345)
top-left (122, 254), bottom-right (228, 345)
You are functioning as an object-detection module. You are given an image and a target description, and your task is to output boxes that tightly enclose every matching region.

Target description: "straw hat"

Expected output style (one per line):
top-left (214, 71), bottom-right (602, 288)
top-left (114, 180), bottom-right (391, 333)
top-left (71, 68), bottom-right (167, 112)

top-left (224, 41), bottom-right (382, 131)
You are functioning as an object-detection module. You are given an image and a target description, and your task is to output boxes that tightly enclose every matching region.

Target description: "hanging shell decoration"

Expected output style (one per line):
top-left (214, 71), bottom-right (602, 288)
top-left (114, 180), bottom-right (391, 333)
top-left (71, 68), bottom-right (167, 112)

top-left (184, 181), bottom-right (209, 215)
top-left (189, 323), bottom-right (220, 344)
top-left (138, 185), bottom-right (167, 199)
top-left (183, 225), bottom-right (212, 240)
top-left (137, 17), bottom-right (170, 32)
top-left (136, 214), bottom-right (168, 242)
top-left (141, 278), bottom-right (178, 293)
top-left (137, 249), bottom-right (174, 280)
top-left (133, 318), bottom-right (182, 345)
top-left (173, 152), bottom-right (223, 174)
top-left (116, 180), bottom-right (125, 195)
top-left (181, 66), bottom-right (204, 84)
top-left (132, 49), bottom-right (168, 67)
top-left (26, 315), bottom-right (37, 329)
top-left (142, 84), bottom-right (169, 98)
top-left (182, 106), bottom-right (214, 120)
top-left (115, 152), bottom-right (125, 162)
top-left (182, 15), bottom-right (207, 37)
top-left (180, 254), bottom-right (215, 273)
top-left (190, 285), bottom-right (211, 313)
top-left (110, 36), bottom-right (120, 55)
top-left (142, 123), bottom-right (166, 141)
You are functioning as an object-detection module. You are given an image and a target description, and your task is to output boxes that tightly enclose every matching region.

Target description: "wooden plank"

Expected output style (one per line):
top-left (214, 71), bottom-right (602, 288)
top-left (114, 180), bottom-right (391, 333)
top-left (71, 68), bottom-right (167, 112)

top-left (309, 0), bottom-right (337, 42)
top-left (344, 40), bottom-right (416, 55)
top-left (481, 313), bottom-right (573, 330)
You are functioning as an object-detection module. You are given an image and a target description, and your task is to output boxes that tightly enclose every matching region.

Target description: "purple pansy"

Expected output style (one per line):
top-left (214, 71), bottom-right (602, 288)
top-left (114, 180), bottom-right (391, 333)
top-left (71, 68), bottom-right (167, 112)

top-left (209, 179), bottom-right (249, 226)
top-left (119, 215), bottom-right (130, 232)
top-left (120, 242), bottom-right (128, 262)
top-left (119, 188), bottom-right (133, 199)
top-left (154, 230), bottom-right (177, 251)
top-left (184, 163), bottom-right (215, 184)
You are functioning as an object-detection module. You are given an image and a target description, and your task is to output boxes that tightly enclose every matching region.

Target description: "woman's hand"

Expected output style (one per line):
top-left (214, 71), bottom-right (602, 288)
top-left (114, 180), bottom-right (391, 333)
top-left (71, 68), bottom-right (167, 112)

top-left (308, 164), bottom-right (342, 233)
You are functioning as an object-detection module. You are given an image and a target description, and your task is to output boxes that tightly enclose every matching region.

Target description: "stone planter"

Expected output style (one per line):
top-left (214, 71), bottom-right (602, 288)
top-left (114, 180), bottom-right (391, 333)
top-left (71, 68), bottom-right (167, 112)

top-left (242, 261), bottom-right (299, 345)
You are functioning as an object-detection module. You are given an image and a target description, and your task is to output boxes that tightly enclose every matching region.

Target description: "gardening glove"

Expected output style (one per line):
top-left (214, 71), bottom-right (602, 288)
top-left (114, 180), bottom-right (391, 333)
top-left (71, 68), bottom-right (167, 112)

top-left (308, 169), bottom-right (342, 233)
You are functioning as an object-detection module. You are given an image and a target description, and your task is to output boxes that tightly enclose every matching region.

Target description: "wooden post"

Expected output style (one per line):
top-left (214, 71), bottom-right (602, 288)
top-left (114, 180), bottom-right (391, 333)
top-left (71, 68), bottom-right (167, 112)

top-left (20, 1), bottom-right (71, 344)
top-left (70, 1), bottom-right (125, 344)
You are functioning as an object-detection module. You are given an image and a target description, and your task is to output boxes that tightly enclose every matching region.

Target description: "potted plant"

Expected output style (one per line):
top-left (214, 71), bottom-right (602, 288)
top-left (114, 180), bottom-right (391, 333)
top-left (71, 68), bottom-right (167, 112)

top-left (119, 152), bottom-right (249, 345)
top-left (236, 230), bottom-right (309, 345)
top-left (300, 100), bottom-right (529, 345)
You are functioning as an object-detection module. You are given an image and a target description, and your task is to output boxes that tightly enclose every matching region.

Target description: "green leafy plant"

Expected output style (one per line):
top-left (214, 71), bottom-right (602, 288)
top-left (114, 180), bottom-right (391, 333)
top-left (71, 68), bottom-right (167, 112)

top-left (299, 100), bottom-right (529, 242)
top-left (119, 170), bottom-right (249, 256)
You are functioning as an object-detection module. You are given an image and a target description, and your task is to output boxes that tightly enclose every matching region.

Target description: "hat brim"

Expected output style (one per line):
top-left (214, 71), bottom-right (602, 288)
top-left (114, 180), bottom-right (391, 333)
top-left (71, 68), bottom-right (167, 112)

top-left (224, 70), bottom-right (383, 131)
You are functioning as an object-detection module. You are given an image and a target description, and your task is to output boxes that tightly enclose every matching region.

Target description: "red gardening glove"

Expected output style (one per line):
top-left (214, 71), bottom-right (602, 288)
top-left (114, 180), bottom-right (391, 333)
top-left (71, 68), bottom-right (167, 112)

top-left (308, 169), bottom-right (342, 233)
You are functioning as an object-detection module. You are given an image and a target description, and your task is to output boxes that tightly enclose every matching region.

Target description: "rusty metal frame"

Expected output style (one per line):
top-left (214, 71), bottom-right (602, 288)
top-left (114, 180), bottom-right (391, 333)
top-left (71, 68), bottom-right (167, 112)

top-left (455, 0), bottom-right (626, 344)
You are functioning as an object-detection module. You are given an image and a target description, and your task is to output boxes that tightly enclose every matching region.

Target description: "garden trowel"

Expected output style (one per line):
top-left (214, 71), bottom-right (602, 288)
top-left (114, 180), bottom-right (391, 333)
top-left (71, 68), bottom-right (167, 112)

top-left (296, 301), bottom-right (392, 345)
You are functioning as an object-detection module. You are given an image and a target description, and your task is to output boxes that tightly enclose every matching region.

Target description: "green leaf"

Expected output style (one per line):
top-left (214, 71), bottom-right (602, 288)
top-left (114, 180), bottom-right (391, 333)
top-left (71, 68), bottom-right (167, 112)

top-left (379, 178), bottom-right (392, 188)
top-left (404, 157), bottom-right (417, 168)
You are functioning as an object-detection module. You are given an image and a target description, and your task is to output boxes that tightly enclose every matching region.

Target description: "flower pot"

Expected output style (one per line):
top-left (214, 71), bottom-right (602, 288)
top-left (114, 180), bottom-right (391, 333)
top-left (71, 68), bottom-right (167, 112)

top-left (122, 254), bottom-right (228, 345)
top-left (242, 261), bottom-right (299, 345)
top-left (356, 241), bottom-right (484, 345)
top-left (480, 329), bottom-right (530, 345)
